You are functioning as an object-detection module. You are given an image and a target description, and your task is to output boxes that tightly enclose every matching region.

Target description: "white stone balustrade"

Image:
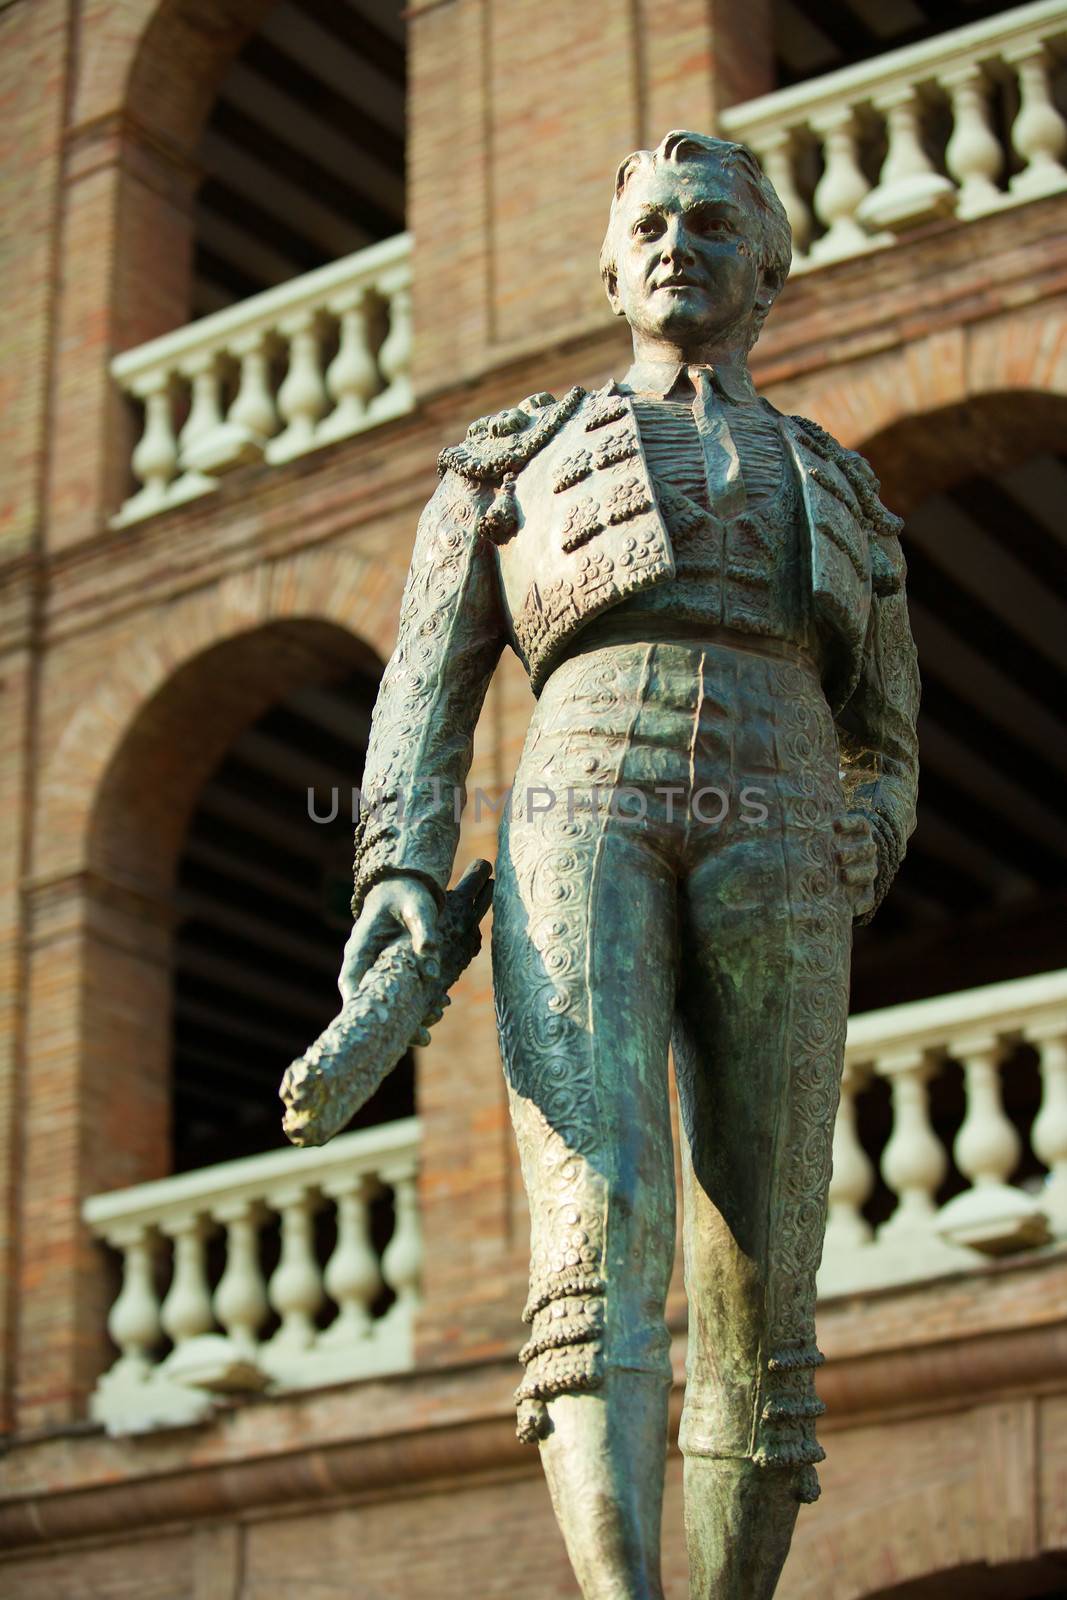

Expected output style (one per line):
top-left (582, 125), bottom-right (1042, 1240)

top-left (83, 1117), bottom-right (420, 1436)
top-left (819, 970), bottom-right (1067, 1298)
top-left (110, 232), bottom-right (412, 527)
top-left (720, 0), bottom-right (1067, 273)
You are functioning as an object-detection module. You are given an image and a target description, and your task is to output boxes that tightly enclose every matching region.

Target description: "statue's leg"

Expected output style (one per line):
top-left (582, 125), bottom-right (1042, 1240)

top-left (672, 656), bottom-right (852, 1600)
top-left (492, 648), bottom-right (682, 1600)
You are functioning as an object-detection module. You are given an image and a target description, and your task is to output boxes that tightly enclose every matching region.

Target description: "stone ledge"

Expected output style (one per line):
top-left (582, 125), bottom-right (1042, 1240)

top-left (3, 1254), bottom-right (1066, 1553)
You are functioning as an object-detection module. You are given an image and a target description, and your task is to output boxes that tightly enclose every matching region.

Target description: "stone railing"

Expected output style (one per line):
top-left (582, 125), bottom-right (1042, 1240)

top-left (110, 232), bottom-right (412, 527)
top-left (820, 970), bottom-right (1067, 1297)
top-left (721, 0), bottom-right (1067, 272)
top-left (83, 1117), bottom-right (420, 1435)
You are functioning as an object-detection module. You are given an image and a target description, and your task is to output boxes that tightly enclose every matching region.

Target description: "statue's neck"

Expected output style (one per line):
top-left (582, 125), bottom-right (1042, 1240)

top-left (629, 330), bottom-right (751, 385)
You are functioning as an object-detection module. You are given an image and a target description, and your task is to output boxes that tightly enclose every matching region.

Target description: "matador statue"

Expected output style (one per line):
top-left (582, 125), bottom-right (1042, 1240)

top-left (337, 131), bottom-right (919, 1599)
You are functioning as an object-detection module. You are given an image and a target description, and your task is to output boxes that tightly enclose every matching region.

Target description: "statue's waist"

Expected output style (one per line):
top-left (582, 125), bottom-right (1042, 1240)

top-left (561, 614), bottom-right (820, 677)
top-left (525, 626), bottom-right (839, 799)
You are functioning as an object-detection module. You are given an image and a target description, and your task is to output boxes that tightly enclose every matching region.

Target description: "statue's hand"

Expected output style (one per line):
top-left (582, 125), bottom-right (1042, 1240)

top-left (834, 812), bottom-right (878, 919)
top-left (339, 875), bottom-right (441, 1003)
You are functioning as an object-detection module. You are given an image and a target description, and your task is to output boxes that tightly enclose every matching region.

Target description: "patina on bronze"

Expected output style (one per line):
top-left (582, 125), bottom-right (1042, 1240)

top-left (322, 131), bottom-right (919, 1600)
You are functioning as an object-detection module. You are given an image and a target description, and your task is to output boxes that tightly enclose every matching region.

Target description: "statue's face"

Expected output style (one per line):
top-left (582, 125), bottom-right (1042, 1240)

top-left (607, 160), bottom-right (762, 346)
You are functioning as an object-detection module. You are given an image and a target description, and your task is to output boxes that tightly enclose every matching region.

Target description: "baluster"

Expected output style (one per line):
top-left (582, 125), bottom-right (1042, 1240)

top-left (372, 282), bottom-right (413, 416)
top-left (123, 373), bottom-right (178, 520)
top-left (824, 1060), bottom-right (875, 1254)
top-left (319, 1173), bottom-right (382, 1345)
top-left (190, 331), bottom-right (278, 474)
top-left (214, 1200), bottom-right (269, 1357)
top-left (937, 1033), bottom-right (1049, 1254)
top-left (755, 127), bottom-right (814, 258)
top-left (320, 291), bottom-right (380, 443)
top-left (171, 353), bottom-right (222, 501)
top-left (1029, 1024), bottom-right (1067, 1235)
top-left (266, 1186), bottom-right (324, 1355)
top-left (380, 1163), bottom-right (422, 1330)
top-left (159, 1213), bottom-right (214, 1352)
top-left (810, 108), bottom-right (880, 263)
top-left (268, 310), bottom-right (328, 462)
top-left (229, 332), bottom-right (279, 443)
top-left (877, 1049), bottom-right (947, 1239)
top-left (858, 85), bottom-right (954, 232)
top-left (1008, 44), bottom-right (1067, 201)
top-left (944, 63), bottom-right (1004, 218)
top-left (105, 1223), bottom-right (163, 1379)
top-left (952, 1035), bottom-right (1019, 1190)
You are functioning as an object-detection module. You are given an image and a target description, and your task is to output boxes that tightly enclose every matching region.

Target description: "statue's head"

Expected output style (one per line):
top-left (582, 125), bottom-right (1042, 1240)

top-left (600, 130), bottom-right (791, 354)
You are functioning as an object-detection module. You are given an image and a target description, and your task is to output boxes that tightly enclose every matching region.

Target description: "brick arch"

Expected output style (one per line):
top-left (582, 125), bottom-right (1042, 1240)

top-left (37, 545), bottom-right (405, 892)
top-left (72, 0), bottom-right (273, 156)
top-left (784, 1443), bottom-right (1063, 1600)
top-left (768, 299), bottom-right (1067, 463)
top-left (20, 543), bottom-right (408, 1421)
top-left (859, 388), bottom-right (1067, 517)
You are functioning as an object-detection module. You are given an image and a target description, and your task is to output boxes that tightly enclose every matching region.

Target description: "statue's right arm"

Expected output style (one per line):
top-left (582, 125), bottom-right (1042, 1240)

top-left (345, 469), bottom-right (504, 987)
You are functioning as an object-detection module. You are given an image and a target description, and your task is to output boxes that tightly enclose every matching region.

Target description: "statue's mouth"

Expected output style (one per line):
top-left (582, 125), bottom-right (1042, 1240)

top-left (655, 274), bottom-right (702, 291)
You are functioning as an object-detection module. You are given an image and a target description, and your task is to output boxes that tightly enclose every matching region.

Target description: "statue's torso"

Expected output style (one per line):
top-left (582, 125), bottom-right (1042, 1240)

top-left (440, 380), bottom-right (880, 709)
top-left (577, 391), bottom-right (809, 651)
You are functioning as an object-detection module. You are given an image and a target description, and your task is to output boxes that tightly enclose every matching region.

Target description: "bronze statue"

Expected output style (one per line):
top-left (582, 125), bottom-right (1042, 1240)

top-left (293, 130), bottom-right (919, 1600)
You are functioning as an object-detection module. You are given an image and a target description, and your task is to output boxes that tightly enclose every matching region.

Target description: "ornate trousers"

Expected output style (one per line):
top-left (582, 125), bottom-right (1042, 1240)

top-left (491, 632), bottom-right (852, 1501)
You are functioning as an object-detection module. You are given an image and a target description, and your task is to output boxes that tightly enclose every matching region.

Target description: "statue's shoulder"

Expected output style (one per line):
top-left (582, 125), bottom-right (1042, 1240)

top-left (780, 409), bottom-right (906, 595)
top-left (438, 387), bottom-right (588, 487)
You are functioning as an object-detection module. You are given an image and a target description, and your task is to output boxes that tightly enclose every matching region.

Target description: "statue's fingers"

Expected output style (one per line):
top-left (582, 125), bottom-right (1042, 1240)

top-left (402, 895), bottom-right (441, 976)
top-left (835, 835), bottom-right (876, 864)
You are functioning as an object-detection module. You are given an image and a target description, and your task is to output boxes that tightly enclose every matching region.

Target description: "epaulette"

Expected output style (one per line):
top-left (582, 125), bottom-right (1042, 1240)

top-left (791, 413), bottom-right (906, 596)
top-left (439, 387), bottom-right (587, 487)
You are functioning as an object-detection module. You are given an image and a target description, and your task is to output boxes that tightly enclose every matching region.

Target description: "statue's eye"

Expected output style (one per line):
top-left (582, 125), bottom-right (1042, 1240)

top-left (634, 215), bottom-right (664, 240)
top-left (695, 214), bottom-right (731, 235)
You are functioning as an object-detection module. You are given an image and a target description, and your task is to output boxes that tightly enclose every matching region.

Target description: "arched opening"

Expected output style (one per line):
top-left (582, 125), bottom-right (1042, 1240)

top-left (172, 657), bottom-right (414, 1172)
top-left (87, 615), bottom-right (413, 1181)
top-left (843, 390), bottom-right (1067, 1229)
top-left (852, 389), bottom-right (1067, 1013)
top-left (859, 1560), bottom-right (1067, 1599)
top-left (191, 0), bottom-right (406, 318)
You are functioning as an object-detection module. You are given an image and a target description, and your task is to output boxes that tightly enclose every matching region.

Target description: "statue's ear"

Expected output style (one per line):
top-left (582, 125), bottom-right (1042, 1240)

top-left (754, 265), bottom-right (778, 320)
top-left (604, 270), bottom-right (626, 318)
top-left (748, 265), bottom-right (782, 345)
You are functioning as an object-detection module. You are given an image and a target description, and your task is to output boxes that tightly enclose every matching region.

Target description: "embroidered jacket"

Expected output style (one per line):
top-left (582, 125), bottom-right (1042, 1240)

top-left (352, 383), bottom-right (920, 924)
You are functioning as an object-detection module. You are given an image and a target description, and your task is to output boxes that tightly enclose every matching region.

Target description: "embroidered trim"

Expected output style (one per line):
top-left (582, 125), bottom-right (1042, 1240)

top-left (439, 386), bottom-right (587, 485)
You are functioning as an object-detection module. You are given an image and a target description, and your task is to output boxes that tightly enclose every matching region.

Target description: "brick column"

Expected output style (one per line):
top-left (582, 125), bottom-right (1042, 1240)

top-left (44, 118), bottom-right (199, 552)
top-left (17, 872), bottom-right (173, 1430)
top-left (408, 0), bottom-right (775, 397)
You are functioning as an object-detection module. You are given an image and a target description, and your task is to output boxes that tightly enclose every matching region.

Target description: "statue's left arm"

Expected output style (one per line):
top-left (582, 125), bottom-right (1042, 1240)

top-left (835, 516), bottom-right (920, 924)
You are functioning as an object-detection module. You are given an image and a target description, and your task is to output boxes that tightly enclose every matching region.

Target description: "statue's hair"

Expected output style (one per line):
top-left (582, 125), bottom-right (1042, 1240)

top-left (599, 130), bottom-right (792, 348)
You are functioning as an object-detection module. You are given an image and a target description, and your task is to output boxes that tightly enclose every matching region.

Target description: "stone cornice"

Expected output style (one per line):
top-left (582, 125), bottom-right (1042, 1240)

top-left (2, 1274), bottom-right (1065, 1554)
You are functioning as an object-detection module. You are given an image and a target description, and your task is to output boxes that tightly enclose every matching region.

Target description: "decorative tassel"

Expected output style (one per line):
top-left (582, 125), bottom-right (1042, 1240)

top-left (480, 473), bottom-right (519, 545)
top-left (516, 1396), bottom-right (549, 1444)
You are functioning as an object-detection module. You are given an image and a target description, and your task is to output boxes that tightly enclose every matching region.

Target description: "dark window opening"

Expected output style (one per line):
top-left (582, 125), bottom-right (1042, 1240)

top-left (171, 663), bottom-right (415, 1173)
top-left (774, 0), bottom-right (1043, 89)
top-left (851, 441), bottom-right (1067, 1015)
top-left (192, 0), bottom-right (406, 318)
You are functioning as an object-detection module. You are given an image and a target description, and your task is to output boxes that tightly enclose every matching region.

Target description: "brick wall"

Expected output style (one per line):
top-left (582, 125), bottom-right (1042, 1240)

top-left (5, 188), bottom-right (1067, 1426)
top-left (1, 0), bottom-right (1066, 1590)
top-left (407, 0), bottom-right (773, 394)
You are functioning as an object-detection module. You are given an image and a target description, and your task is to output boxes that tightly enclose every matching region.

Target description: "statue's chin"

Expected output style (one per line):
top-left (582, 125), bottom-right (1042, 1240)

top-left (634, 291), bottom-right (751, 349)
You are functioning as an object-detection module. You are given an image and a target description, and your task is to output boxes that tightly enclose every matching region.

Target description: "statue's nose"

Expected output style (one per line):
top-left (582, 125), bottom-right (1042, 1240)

top-left (660, 226), bottom-right (695, 265)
